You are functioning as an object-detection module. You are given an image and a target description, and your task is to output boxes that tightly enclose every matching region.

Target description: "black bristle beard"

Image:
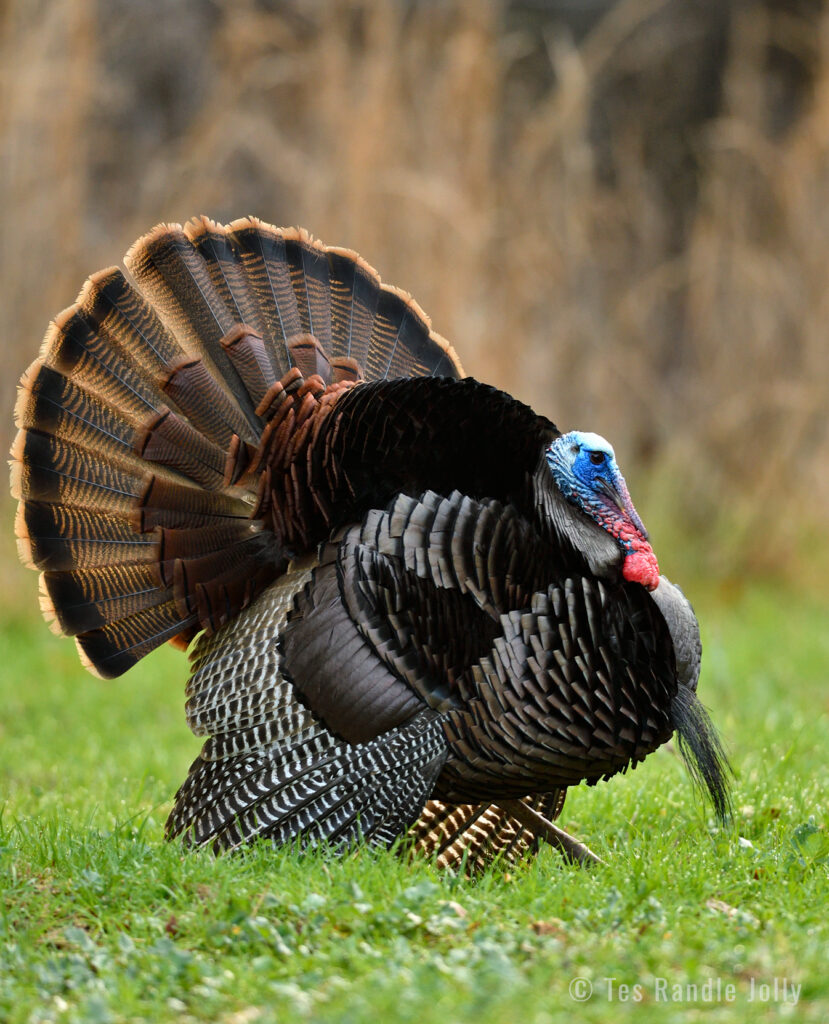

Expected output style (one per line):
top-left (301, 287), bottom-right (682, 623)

top-left (671, 683), bottom-right (733, 824)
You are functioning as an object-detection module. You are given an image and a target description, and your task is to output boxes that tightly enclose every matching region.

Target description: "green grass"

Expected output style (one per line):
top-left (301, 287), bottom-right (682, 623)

top-left (1, 579), bottom-right (827, 1024)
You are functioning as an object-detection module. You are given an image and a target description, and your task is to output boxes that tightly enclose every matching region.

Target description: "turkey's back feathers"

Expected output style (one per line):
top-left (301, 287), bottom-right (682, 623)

top-left (315, 377), bottom-right (558, 529)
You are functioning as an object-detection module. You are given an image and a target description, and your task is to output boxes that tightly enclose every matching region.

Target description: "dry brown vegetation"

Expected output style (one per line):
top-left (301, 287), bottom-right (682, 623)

top-left (1, 0), bottom-right (827, 585)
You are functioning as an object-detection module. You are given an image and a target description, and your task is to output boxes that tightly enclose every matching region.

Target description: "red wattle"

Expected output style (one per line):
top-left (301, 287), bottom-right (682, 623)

top-left (622, 545), bottom-right (660, 591)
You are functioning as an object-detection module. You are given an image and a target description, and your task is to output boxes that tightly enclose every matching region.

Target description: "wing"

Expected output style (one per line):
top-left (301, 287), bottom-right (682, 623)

top-left (287, 489), bottom-right (680, 804)
top-left (167, 559), bottom-right (448, 850)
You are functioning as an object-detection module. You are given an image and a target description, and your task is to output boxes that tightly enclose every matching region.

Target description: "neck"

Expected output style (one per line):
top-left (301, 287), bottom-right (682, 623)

top-left (533, 456), bottom-right (624, 580)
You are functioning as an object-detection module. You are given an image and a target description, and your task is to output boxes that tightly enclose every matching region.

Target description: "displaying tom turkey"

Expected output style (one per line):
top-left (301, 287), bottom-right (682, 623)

top-left (10, 216), bottom-right (730, 871)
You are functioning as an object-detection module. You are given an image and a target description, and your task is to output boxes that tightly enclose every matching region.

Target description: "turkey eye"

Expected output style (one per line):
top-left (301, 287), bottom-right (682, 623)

top-left (588, 451), bottom-right (605, 465)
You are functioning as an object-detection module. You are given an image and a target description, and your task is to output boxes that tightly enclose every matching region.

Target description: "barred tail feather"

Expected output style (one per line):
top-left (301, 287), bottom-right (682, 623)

top-left (227, 218), bottom-right (304, 376)
top-left (184, 217), bottom-right (267, 337)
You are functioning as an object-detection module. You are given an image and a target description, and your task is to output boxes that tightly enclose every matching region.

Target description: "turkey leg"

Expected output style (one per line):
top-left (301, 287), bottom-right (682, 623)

top-left (500, 799), bottom-right (605, 867)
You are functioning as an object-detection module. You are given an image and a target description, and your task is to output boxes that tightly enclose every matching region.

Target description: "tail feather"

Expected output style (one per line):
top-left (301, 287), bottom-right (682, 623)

top-left (220, 326), bottom-right (278, 407)
top-left (175, 540), bottom-right (276, 633)
top-left (135, 410), bottom-right (227, 490)
top-left (184, 216), bottom-right (267, 335)
top-left (132, 476), bottom-right (250, 531)
top-left (16, 361), bottom-right (138, 458)
top-left (286, 333), bottom-right (333, 384)
top-left (15, 501), bottom-right (157, 571)
top-left (285, 232), bottom-right (334, 353)
top-left (43, 307), bottom-right (159, 423)
top-left (81, 268), bottom-right (190, 375)
top-left (157, 357), bottom-right (256, 449)
top-left (156, 522), bottom-right (258, 564)
top-left (368, 287), bottom-right (432, 380)
top-left (76, 599), bottom-right (197, 678)
top-left (326, 248), bottom-right (380, 367)
top-left (11, 429), bottom-right (144, 514)
top-left (12, 216), bottom-right (464, 679)
top-left (125, 224), bottom-right (261, 432)
top-left (42, 563), bottom-right (167, 635)
top-left (227, 218), bottom-right (303, 374)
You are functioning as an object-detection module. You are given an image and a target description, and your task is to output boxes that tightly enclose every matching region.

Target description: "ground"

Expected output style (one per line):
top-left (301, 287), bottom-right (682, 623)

top-left (1, 578), bottom-right (827, 1024)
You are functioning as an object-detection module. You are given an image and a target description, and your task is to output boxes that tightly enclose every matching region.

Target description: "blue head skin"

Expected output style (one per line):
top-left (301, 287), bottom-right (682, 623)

top-left (545, 430), bottom-right (659, 589)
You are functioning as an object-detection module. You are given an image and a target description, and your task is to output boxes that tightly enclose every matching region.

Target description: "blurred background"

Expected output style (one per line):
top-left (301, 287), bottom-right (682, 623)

top-left (1, 0), bottom-right (828, 591)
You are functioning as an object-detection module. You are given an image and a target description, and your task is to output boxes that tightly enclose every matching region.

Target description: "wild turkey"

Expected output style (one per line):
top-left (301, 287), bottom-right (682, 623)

top-left (10, 216), bottom-right (730, 871)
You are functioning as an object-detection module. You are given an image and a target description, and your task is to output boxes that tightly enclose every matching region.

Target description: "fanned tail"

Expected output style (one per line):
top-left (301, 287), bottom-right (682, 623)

top-left (11, 216), bottom-right (463, 678)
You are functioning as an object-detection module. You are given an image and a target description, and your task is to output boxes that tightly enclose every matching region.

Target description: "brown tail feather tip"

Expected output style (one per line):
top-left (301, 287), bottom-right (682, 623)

top-left (8, 430), bottom-right (27, 501)
top-left (12, 501), bottom-right (35, 568)
top-left (184, 213), bottom-right (225, 238)
top-left (122, 221), bottom-right (186, 268)
top-left (13, 359), bottom-right (46, 429)
top-left (38, 275), bottom-right (122, 368)
top-left (75, 635), bottom-right (107, 679)
top-left (39, 304), bottom-right (83, 365)
top-left (129, 217), bottom-right (465, 377)
top-left (77, 267), bottom-right (122, 315)
top-left (36, 574), bottom-right (62, 636)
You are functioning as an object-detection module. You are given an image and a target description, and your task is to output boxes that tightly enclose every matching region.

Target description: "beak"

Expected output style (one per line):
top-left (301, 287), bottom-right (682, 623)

top-left (597, 476), bottom-right (625, 512)
top-left (599, 471), bottom-right (650, 541)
